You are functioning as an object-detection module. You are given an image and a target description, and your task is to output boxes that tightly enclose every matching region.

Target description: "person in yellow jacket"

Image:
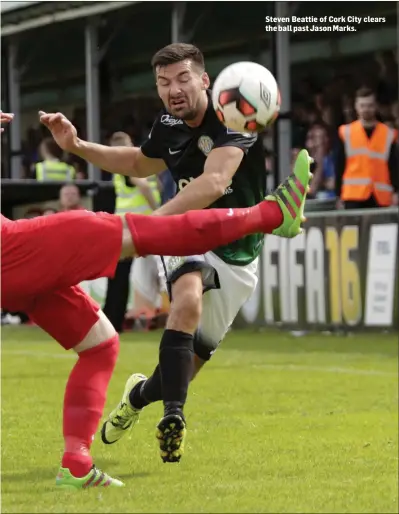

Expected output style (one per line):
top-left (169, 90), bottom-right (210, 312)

top-left (103, 132), bottom-right (161, 333)
top-left (335, 87), bottom-right (398, 209)
top-left (35, 138), bottom-right (76, 181)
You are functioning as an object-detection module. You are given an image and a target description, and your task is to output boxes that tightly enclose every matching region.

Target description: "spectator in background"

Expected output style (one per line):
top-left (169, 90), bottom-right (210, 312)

top-left (291, 148), bottom-right (300, 165)
top-left (35, 138), bottom-right (76, 182)
top-left (69, 156), bottom-right (87, 180)
top-left (305, 123), bottom-right (336, 199)
top-left (342, 95), bottom-right (356, 124)
top-left (335, 87), bottom-right (398, 209)
top-left (59, 184), bottom-right (83, 211)
top-left (109, 132), bottom-right (160, 212)
top-left (42, 207), bottom-right (58, 216)
top-left (305, 107), bottom-right (320, 128)
top-left (320, 105), bottom-right (333, 127)
top-left (24, 208), bottom-right (43, 219)
top-left (103, 131), bottom-right (161, 333)
top-left (291, 103), bottom-right (308, 147)
top-left (314, 91), bottom-right (324, 112)
top-left (127, 166), bottom-right (172, 328)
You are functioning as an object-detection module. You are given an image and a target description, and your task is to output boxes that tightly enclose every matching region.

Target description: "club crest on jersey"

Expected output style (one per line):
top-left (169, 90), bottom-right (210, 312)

top-left (197, 135), bottom-right (214, 156)
top-left (161, 114), bottom-right (183, 126)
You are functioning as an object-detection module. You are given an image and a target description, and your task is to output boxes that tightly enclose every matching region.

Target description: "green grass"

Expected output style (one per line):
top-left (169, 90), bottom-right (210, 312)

top-left (1, 326), bottom-right (398, 513)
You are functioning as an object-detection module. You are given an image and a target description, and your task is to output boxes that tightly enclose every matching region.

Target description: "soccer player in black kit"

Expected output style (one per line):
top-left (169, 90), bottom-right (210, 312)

top-left (40, 43), bottom-right (313, 464)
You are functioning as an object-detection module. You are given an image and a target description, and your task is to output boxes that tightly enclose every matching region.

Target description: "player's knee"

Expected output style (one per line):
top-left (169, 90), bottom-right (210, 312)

top-left (168, 290), bottom-right (202, 333)
top-left (167, 275), bottom-right (203, 333)
top-left (73, 310), bottom-right (117, 353)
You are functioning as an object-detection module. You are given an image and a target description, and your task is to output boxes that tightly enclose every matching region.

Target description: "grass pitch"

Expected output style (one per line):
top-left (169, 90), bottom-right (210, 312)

top-left (1, 326), bottom-right (398, 513)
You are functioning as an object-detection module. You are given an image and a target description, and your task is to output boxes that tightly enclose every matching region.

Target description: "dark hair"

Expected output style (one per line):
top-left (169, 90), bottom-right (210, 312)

top-left (42, 137), bottom-right (63, 159)
top-left (355, 87), bottom-right (375, 99)
top-left (151, 43), bottom-right (205, 71)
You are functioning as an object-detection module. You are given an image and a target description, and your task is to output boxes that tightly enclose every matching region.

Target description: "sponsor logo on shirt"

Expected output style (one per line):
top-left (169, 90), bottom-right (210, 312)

top-left (161, 114), bottom-right (183, 126)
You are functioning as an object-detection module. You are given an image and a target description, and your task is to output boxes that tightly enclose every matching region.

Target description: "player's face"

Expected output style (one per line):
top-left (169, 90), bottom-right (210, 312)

top-left (60, 186), bottom-right (80, 209)
top-left (306, 126), bottom-right (328, 156)
top-left (156, 60), bottom-right (209, 120)
top-left (355, 95), bottom-right (376, 121)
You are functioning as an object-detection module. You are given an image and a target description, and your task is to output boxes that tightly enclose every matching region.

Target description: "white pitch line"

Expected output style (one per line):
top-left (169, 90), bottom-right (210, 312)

top-left (2, 350), bottom-right (397, 377)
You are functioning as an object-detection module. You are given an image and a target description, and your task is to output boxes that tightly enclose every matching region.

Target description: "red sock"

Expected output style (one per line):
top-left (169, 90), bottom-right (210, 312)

top-left (61, 334), bottom-right (119, 477)
top-left (126, 201), bottom-right (283, 257)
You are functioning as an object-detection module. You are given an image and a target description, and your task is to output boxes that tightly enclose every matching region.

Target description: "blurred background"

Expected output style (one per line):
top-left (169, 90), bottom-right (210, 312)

top-left (1, 1), bottom-right (398, 332)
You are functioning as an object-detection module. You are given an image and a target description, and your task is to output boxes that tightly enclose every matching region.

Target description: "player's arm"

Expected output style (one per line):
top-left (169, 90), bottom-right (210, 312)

top-left (154, 146), bottom-right (244, 216)
top-left (39, 111), bottom-right (166, 178)
top-left (74, 141), bottom-right (166, 178)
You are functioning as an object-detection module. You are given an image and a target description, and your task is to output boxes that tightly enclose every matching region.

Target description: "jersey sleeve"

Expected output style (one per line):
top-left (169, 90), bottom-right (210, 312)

top-left (213, 129), bottom-right (258, 154)
top-left (140, 116), bottom-right (164, 159)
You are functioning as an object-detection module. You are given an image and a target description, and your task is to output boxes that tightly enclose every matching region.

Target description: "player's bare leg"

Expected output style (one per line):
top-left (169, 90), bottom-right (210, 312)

top-left (102, 271), bottom-right (203, 460)
top-left (56, 311), bottom-right (124, 489)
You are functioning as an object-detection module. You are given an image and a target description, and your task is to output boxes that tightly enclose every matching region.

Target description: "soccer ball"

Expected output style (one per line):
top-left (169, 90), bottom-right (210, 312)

top-left (212, 61), bottom-right (281, 133)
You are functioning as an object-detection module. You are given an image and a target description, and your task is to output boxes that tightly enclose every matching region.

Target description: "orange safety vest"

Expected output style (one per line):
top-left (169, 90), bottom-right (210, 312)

top-left (338, 120), bottom-right (397, 206)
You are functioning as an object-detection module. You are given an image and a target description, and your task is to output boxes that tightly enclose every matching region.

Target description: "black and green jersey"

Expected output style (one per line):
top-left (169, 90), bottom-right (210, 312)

top-left (140, 90), bottom-right (266, 266)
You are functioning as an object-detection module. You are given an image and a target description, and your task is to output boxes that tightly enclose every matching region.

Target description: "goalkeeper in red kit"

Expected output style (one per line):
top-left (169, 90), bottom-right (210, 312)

top-left (0, 111), bottom-right (311, 489)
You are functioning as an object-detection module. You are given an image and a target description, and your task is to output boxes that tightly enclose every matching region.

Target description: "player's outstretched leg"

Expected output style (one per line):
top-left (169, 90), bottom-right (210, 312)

top-left (264, 149), bottom-right (313, 238)
top-left (56, 319), bottom-right (125, 489)
top-left (101, 373), bottom-right (147, 445)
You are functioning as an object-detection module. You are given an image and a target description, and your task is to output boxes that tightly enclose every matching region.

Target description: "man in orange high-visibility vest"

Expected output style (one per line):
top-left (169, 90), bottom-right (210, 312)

top-left (335, 87), bottom-right (398, 209)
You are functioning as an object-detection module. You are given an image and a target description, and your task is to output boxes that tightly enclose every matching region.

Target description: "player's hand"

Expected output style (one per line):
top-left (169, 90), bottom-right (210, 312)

top-left (38, 111), bottom-right (78, 152)
top-left (0, 111), bottom-right (14, 132)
